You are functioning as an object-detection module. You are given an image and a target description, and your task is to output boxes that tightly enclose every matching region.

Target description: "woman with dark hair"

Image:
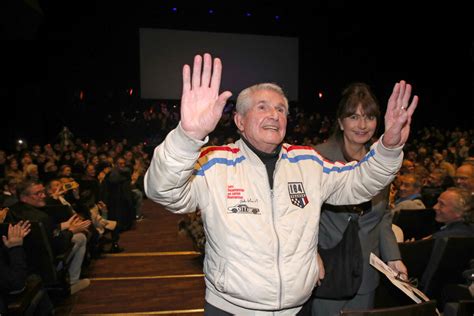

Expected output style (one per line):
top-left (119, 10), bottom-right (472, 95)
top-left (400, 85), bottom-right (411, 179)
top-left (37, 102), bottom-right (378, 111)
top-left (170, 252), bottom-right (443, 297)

top-left (311, 83), bottom-right (408, 315)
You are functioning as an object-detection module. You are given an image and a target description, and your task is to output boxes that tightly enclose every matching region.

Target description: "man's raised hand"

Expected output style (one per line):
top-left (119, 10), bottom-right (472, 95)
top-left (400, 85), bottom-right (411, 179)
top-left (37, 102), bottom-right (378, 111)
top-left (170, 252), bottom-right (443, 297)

top-left (180, 53), bottom-right (232, 140)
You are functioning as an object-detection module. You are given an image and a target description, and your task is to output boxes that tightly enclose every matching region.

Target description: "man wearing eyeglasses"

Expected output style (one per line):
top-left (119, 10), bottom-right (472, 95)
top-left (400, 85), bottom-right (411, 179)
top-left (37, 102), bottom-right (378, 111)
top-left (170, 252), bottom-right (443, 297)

top-left (6, 180), bottom-right (91, 294)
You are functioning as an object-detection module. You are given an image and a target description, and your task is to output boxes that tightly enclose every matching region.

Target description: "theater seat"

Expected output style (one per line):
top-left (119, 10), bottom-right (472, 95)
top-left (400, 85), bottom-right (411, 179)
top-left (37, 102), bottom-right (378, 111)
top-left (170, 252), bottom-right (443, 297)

top-left (443, 300), bottom-right (474, 316)
top-left (375, 238), bottom-right (436, 308)
top-left (340, 299), bottom-right (437, 316)
top-left (20, 221), bottom-right (71, 297)
top-left (420, 236), bottom-right (474, 310)
top-left (399, 238), bottom-right (436, 280)
top-left (392, 209), bottom-right (441, 240)
top-left (6, 274), bottom-right (46, 316)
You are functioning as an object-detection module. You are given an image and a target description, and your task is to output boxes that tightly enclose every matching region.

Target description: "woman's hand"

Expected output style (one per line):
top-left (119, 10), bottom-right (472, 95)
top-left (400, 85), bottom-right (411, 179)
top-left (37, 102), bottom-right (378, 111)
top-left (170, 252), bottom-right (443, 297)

top-left (382, 81), bottom-right (419, 148)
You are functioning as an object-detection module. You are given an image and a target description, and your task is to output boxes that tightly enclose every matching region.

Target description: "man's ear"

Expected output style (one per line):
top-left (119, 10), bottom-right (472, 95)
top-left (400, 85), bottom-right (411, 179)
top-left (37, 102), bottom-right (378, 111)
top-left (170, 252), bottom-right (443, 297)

top-left (234, 113), bottom-right (244, 132)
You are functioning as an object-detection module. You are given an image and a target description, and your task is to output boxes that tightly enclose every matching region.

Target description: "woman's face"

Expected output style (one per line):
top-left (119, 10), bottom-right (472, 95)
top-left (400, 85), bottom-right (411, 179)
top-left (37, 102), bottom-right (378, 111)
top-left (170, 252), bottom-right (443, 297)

top-left (339, 105), bottom-right (377, 146)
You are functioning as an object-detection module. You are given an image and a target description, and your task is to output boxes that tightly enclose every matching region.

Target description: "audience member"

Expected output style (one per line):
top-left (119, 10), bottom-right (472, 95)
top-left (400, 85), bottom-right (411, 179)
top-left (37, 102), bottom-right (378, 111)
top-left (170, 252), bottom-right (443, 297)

top-left (391, 173), bottom-right (426, 214)
top-left (454, 163), bottom-right (474, 194)
top-left (5, 158), bottom-right (23, 183)
top-left (7, 180), bottom-right (91, 294)
top-left (0, 177), bottom-right (19, 208)
top-left (0, 220), bottom-right (55, 315)
top-left (102, 157), bottom-right (135, 231)
top-left (0, 221), bottom-right (31, 297)
top-left (431, 187), bottom-right (474, 238)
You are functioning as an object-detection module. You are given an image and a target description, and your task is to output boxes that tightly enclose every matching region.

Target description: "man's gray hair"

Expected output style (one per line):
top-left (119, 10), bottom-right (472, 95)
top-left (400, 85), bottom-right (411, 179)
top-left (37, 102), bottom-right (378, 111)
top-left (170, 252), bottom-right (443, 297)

top-left (446, 187), bottom-right (474, 222)
top-left (236, 83), bottom-right (289, 115)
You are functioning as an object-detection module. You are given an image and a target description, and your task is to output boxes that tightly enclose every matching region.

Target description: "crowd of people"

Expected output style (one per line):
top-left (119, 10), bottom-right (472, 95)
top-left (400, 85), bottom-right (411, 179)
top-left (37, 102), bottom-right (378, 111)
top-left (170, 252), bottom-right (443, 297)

top-left (0, 136), bottom-right (149, 314)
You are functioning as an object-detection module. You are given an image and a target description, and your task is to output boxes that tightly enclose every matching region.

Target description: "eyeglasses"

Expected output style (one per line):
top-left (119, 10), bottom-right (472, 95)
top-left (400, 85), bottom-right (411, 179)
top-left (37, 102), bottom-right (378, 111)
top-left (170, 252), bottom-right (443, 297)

top-left (29, 190), bottom-right (46, 197)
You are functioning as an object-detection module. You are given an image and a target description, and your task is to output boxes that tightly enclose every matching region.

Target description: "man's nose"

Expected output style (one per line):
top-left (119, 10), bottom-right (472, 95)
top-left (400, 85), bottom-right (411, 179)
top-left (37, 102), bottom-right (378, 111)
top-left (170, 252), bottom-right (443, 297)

top-left (268, 107), bottom-right (279, 119)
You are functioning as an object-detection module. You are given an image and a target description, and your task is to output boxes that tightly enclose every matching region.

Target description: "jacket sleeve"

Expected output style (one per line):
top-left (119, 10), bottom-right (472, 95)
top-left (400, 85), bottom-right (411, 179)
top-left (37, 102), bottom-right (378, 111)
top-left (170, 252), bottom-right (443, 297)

top-left (322, 134), bottom-right (403, 206)
top-left (144, 123), bottom-right (207, 214)
top-left (379, 209), bottom-right (402, 261)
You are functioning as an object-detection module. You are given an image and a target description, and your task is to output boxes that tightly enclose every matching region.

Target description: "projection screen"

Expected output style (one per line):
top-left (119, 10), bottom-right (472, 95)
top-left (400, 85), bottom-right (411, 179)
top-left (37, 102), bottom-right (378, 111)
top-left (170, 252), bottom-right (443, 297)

top-left (139, 28), bottom-right (299, 101)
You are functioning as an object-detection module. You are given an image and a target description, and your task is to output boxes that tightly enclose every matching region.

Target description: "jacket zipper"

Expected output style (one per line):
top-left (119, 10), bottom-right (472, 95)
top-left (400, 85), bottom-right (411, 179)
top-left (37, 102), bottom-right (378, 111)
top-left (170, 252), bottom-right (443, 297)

top-left (270, 159), bottom-right (283, 310)
top-left (270, 188), bottom-right (283, 310)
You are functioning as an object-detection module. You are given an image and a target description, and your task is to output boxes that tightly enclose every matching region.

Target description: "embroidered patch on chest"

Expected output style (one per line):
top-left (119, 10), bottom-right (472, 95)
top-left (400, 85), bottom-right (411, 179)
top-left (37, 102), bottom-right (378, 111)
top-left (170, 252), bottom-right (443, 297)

top-left (288, 182), bottom-right (309, 208)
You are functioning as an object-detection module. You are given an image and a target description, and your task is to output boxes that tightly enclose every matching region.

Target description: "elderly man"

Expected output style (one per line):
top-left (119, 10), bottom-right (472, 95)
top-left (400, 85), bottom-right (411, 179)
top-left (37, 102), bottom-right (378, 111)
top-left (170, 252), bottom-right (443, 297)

top-left (145, 53), bottom-right (418, 315)
top-left (455, 163), bottom-right (474, 194)
top-left (432, 187), bottom-right (474, 238)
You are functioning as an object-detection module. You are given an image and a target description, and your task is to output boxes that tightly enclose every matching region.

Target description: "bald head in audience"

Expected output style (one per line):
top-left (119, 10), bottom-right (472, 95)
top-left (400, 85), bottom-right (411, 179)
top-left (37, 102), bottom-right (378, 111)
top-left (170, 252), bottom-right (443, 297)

top-left (455, 164), bottom-right (474, 194)
top-left (434, 187), bottom-right (473, 225)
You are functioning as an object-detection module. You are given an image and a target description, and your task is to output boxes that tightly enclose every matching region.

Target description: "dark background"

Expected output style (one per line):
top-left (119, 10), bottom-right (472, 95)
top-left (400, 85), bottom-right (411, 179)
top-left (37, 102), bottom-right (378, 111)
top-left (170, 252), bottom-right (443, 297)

top-left (1, 1), bottom-right (473, 150)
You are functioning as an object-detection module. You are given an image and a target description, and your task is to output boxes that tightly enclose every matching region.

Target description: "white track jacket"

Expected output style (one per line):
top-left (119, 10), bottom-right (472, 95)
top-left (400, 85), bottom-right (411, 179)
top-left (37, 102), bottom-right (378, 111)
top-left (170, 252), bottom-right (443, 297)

top-left (145, 123), bottom-right (403, 315)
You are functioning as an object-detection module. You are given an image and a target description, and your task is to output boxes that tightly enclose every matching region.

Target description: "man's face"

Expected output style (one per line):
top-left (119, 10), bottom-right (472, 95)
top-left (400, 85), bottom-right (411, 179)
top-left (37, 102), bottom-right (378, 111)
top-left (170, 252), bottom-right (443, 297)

top-left (234, 89), bottom-right (287, 153)
top-left (117, 158), bottom-right (126, 169)
top-left (397, 175), bottom-right (419, 198)
top-left (426, 172), bottom-right (443, 187)
top-left (22, 184), bottom-right (46, 208)
top-left (455, 165), bottom-right (474, 193)
top-left (433, 190), bottom-right (462, 224)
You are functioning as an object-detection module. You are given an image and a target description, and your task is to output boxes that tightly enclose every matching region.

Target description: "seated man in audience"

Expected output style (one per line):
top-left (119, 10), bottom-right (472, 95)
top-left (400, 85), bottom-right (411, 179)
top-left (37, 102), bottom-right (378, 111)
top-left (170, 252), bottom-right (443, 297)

top-left (431, 187), bottom-right (474, 238)
top-left (455, 163), bottom-right (474, 195)
top-left (391, 173), bottom-right (426, 214)
top-left (7, 180), bottom-right (91, 294)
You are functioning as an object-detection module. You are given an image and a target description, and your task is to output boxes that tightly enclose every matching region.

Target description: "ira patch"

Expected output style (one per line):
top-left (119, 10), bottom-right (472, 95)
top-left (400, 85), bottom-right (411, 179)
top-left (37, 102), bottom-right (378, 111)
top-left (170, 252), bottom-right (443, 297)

top-left (288, 182), bottom-right (309, 208)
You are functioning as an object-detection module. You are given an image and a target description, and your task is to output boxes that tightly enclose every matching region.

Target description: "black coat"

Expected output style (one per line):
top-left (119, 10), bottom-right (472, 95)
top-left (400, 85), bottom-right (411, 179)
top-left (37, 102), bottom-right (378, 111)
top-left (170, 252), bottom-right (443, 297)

top-left (102, 168), bottom-right (135, 230)
top-left (7, 202), bottom-right (73, 256)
